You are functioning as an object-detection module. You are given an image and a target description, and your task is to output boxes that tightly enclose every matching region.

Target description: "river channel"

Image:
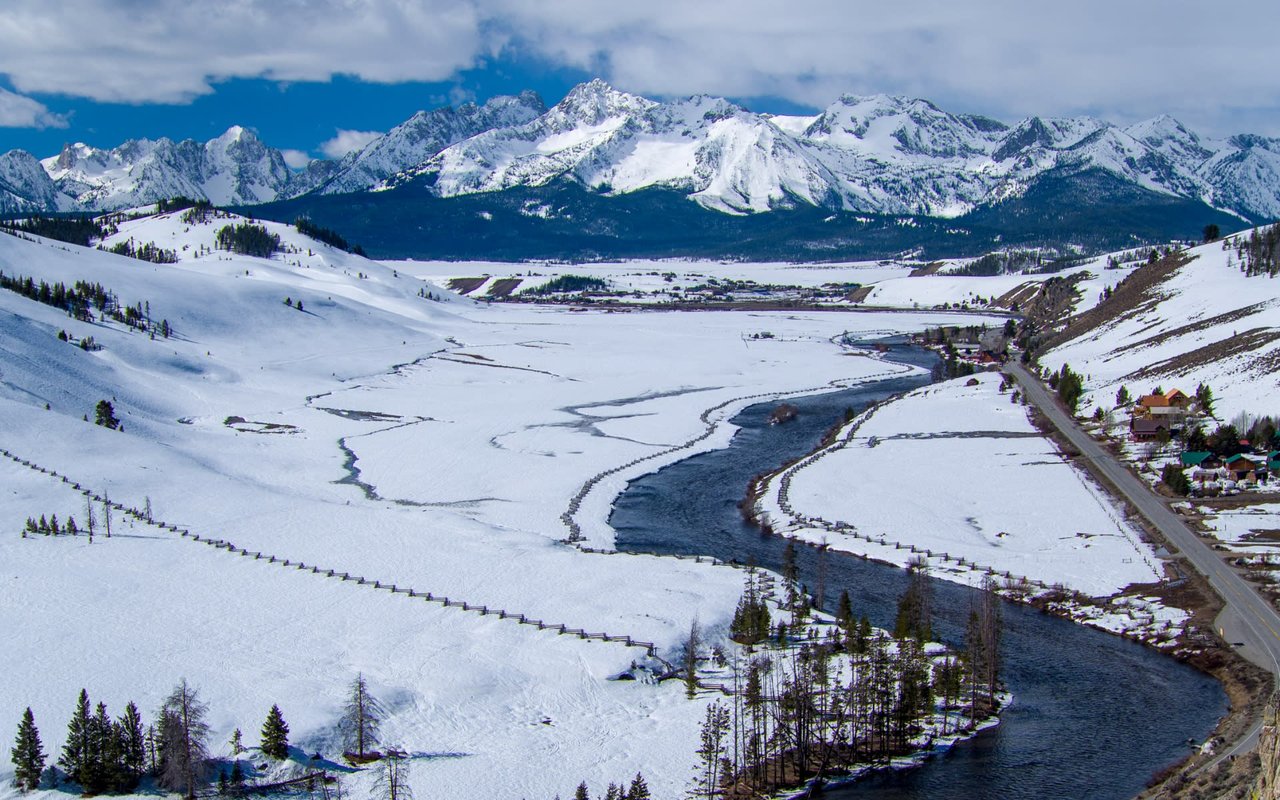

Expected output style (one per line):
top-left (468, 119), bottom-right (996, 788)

top-left (609, 343), bottom-right (1226, 799)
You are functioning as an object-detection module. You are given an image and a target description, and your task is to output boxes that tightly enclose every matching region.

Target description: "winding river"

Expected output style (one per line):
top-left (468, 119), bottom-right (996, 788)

top-left (609, 343), bottom-right (1226, 799)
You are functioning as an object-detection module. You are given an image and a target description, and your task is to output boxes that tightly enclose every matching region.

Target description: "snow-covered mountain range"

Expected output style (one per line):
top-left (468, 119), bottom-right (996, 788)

top-left (3, 79), bottom-right (1278, 223)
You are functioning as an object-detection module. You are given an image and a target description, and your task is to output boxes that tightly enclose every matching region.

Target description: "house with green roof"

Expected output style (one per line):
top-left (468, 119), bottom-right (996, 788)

top-left (1224, 454), bottom-right (1261, 481)
top-left (1180, 451), bottom-right (1217, 469)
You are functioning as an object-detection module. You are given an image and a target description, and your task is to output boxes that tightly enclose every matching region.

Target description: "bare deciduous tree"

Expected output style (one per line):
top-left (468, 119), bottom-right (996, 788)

top-left (338, 674), bottom-right (382, 759)
top-left (157, 679), bottom-right (209, 799)
top-left (372, 748), bottom-right (411, 800)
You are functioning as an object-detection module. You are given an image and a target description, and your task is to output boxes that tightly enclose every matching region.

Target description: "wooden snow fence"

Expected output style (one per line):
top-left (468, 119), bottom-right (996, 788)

top-left (3, 448), bottom-right (670, 660)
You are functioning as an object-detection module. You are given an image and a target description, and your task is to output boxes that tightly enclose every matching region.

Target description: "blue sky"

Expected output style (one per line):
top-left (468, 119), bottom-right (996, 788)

top-left (2, 0), bottom-right (1278, 160)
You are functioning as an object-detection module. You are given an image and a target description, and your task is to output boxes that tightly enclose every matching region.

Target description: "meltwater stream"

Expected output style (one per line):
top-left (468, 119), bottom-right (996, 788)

top-left (609, 344), bottom-right (1226, 799)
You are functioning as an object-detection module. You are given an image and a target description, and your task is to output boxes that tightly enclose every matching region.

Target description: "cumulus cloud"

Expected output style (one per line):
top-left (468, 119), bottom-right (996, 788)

top-left (0, 1), bottom-right (1276, 134)
top-left (319, 130), bottom-right (382, 159)
top-left (280, 149), bottom-right (313, 169)
top-left (0, 86), bottom-right (66, 128)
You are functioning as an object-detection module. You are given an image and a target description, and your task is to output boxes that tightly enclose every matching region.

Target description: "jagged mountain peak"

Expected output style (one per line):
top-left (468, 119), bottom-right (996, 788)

top-left (5, 81), bottom-right (1280, 226)
top-left (549, 79), bottom-right (657, 127)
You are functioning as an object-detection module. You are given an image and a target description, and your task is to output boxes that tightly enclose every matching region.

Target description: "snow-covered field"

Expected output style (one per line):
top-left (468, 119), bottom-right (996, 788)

top-left (0, 212), bottom-right (1018, 800)
top-left (757, 373), bottom-right (1165, 597)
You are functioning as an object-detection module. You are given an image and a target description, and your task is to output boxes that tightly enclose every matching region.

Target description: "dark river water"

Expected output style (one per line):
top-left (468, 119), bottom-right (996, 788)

top-left (609, 343), bottom-right (1226, 799)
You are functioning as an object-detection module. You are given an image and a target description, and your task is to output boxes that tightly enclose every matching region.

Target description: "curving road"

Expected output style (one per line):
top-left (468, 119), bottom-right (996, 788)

top-left (1007, 362), bottom-right (1280, 761)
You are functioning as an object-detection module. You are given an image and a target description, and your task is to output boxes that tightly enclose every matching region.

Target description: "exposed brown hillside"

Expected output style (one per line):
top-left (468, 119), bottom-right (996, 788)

top-left (1040, 252), bottom-right (1191, 353)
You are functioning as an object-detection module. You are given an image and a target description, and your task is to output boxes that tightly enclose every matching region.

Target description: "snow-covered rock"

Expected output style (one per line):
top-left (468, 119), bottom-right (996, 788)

top-left (41, 126), bottom-right (292, 210)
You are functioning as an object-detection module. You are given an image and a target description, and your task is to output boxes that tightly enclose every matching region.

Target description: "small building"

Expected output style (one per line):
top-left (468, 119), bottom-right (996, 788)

top-left (1224, 454), bottom-right (1261, 482)
top-left (1131, 417), bottom-right (1169, 441)
top-left (1269, 450), bottom-right (1280, 472)
top-left (1180, 451), bottom-right (1219, 469)
top-left (1163, 389), bottom-right (1191, 409)
top-left (1137, 394), bottom-right (1171, 412)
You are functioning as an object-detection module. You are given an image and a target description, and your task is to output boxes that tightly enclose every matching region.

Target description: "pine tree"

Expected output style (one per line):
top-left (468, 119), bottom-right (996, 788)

top-left (229, 728), bottom-right (243, 755)
top-left (625, 773), bottom-right (650, 800)
top-left (81, 700), bottom-right (117, 793)
top-left (119, 702), bottom-right (145, 787)
top-left (229, 760), bottom-right (244, 789)
top-left (836, 589), bottom-right (853, 628)
top-left (60, 689), bottom-right (91, 786)
top-left (94, 400), bottom-right (120, 429)
top-left (573, 781), bottom-right (589, 800)
top-left (259, 705), bottom-right (289, 760)
top-left (11, 707), bottom-right (46, 791)
top-left (337, 674), bottom-right (382, 759)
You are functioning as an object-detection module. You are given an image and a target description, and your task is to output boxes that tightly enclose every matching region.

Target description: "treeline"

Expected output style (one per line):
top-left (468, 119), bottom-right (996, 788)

top-left (691, 555), bottom-right (1003, 798)
top-left (1, 216), bottom-right (105, 247)
top-left (102, 238), bottom-right (179, 264)
top-left (294, 217), bottom-right (365, 255)
top-left (215, 223), bottom-right (281, 258)
top-left (1048, 363), bottom-right (1085, 412)
top-left (1233, 223), bottom-right (1280, 277)
top-left (522, 275), bottom-right (609, 295)
top-left (11, 674), bottom-right (386, 797)
top-left (0, 269), bottom-right (171, 337)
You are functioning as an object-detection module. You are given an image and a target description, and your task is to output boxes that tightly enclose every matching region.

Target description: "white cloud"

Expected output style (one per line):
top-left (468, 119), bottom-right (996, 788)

top-left (0, 1), bottom-right (1277, 135)
top-left (280, 149), bottom-right (313, 169)
top-left (319, 130), bottom-right (382, 159)
top-left (0, 86), bottom-right (66, 128)
top-left (0, 0), bottom-right (486, 103)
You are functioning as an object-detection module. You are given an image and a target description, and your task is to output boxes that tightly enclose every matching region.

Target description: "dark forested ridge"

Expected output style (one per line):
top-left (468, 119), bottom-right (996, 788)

top-left (243, 168), bottom-right (1245, 262)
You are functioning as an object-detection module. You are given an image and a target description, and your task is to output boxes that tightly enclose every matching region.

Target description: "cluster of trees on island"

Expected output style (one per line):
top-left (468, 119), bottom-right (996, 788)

top-left (10, 675), bottom-right (390, 799)
top-left (687, 546), bottom-right (1003, 799)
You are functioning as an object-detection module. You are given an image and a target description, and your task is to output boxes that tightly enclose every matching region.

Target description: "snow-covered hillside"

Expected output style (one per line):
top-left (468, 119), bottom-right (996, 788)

top-left (0, 214), bottom-right (1006, 800)
top-left (1041, 230), bottom-right (1280, 422)
top-left (5, 80), bottom-right (1279, 221)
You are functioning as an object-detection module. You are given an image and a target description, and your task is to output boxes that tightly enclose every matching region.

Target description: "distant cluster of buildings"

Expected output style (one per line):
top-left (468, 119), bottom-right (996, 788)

top-left (1127, 388), bottom-right (1280, 494)
top-left (1129, 389), bottom-right (1196, 441)
top-left (1179, 450), bottom-right (1280, 493)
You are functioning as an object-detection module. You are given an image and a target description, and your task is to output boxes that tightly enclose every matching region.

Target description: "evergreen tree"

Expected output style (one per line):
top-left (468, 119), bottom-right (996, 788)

top-left (573, 782), bottom-right (589, 800)
top-left (229, 728), bottom-right (243, 756)
top-left (229, 760), bottom-right (244, 789)
top-left (337, 674), bottom-right (382, 758)
top-left (894, 558), bottom-right (933, 642)
top-left (1196, 383), bottom-right (1215, 416)
top-left (259, 705), bottom-right (289, 760)
top-left (10, 708), bottom-right (45, 792)
top-left (836, 589), bottom-right (854, 628)
top-left (81, 700), bottom-right (117, 793)
top-left (119, 702), bottom-right (146, 788)
top-left (94, 400), bottom-right (120, 430)
top-left (1161, 463), bottom-right (1191, 496)
top-left (625, 773), bottom-right (650, 800)
top-left (60, 689), bottom-right (91, 786)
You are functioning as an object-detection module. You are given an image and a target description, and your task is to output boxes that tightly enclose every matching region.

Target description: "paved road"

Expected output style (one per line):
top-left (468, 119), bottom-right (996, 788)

top-left (1007, 362), bottom-right (1280, 761)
